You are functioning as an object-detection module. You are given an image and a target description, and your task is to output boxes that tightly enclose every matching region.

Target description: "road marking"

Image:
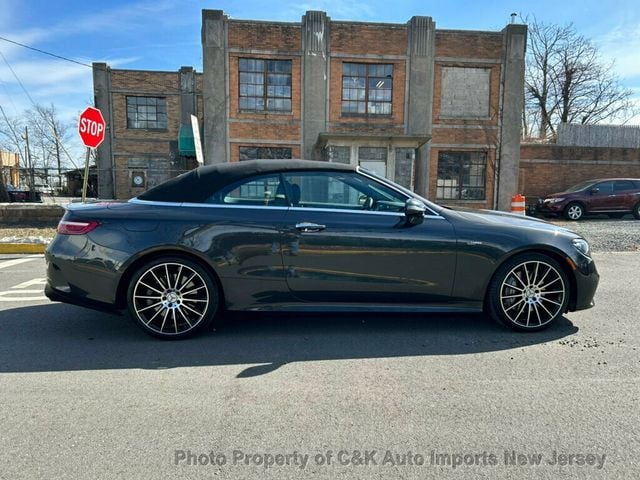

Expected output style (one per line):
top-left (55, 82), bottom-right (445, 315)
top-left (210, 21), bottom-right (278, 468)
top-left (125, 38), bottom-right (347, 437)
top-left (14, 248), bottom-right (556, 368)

top-left (0, 255), bottom-right (44, 270)
top-left (0, 289), bottom-right (47, 302)
top-left (0, 274), bottom-right (48, 302)
top-left (11, 278), bottom-right (47, 289)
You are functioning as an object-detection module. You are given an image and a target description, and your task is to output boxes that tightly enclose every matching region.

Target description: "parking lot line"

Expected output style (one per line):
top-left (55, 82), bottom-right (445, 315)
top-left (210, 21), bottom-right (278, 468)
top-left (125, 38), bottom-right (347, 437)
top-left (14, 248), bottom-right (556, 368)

top-left (0, 255), bottom-right (44, 270)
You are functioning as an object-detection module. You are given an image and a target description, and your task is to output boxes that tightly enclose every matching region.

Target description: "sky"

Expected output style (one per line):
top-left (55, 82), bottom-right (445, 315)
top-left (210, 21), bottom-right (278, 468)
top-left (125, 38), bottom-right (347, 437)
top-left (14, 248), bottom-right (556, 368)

top-left (1, 0), bottom-right (640, 163)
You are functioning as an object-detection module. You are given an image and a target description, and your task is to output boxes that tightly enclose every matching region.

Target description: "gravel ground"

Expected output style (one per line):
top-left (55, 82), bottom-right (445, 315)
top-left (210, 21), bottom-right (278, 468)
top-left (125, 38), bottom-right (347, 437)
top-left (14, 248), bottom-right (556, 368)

top-left (548, 216), bottom-right (639, 252)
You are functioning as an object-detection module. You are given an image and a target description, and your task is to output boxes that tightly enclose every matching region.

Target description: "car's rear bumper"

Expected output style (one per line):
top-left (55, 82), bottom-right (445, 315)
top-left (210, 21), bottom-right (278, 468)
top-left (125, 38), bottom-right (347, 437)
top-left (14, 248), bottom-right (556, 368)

top-left (45, 283), bottom-right (121, 314)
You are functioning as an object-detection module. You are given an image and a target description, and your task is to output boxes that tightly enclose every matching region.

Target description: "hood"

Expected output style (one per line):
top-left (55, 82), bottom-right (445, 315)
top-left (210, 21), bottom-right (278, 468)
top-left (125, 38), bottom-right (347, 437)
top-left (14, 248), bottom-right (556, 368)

top-left (544, 190), bottom-right (579, 198)
top-left (450, 207), bottom-right (578, 236)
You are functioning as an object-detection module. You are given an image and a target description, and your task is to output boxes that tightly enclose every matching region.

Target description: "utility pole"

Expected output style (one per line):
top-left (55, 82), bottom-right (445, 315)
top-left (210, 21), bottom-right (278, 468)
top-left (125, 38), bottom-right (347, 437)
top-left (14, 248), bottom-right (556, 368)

top-left (53, 123), bottom-right (62, 193)
top-left (23, 126), bottom-right (35, 202)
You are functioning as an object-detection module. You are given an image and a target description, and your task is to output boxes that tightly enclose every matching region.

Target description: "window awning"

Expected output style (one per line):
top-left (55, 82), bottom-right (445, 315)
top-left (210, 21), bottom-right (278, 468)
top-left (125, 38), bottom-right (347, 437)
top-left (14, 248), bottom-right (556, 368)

top-left (178, 125), bottom-right (196, 156)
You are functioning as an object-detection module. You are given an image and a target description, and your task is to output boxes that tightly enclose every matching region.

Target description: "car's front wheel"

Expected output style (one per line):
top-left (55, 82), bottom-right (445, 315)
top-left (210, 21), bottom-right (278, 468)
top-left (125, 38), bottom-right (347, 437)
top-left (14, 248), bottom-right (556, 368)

top-left (127, 256), bottom-right (220, 339)
top-left (486, 253), bottom-right (569, 331)
top-left (633, 202), bottom-right (640, 220)
top-left (564, 202), bottom-right (584, 221)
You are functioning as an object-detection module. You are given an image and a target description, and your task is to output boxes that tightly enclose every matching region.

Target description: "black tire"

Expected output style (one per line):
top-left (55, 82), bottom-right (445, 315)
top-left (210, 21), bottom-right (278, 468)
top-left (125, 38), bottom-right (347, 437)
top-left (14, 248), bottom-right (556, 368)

top-left (486, 253), bottom-right (569, 331)
top-left (634, 202), bottom-right (640, 220)
top-left (563, 202), bottom-right (584, 221)
top-left (126, 256), bottom-right (220, 339)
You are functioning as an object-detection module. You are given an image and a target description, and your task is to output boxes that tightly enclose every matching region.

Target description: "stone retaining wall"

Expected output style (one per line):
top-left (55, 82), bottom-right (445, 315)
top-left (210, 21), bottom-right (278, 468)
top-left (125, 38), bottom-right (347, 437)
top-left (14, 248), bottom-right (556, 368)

top-left (0, 204), bottom-right (65, 224)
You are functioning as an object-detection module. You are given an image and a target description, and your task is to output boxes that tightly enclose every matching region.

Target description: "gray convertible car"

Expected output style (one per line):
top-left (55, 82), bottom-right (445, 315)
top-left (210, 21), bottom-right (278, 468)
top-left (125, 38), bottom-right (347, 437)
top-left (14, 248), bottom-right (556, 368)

top-left (45, 160), bottom-right (599, 339)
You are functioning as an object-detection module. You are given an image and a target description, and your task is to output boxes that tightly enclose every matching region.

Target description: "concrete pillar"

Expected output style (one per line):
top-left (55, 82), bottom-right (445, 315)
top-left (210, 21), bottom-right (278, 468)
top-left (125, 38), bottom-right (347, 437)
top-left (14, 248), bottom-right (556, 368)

top-left (497, 24), bottom-right (527, 210)
top-left (301, 11), bottom-right (330, 160)
top-left (179, 66), bottom-right (196, 125)
top-left (202, 10), bottom-right (228, 164)
top-left (406, 16), bottom-right (436, 197)
top-left (92, 62), bottom-right (114, 199)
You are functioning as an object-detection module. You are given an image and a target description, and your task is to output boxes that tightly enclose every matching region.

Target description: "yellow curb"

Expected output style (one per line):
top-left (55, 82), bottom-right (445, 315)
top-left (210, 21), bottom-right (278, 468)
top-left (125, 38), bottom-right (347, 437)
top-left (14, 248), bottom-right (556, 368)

top-left (0, 243), bottom-right (48, 254)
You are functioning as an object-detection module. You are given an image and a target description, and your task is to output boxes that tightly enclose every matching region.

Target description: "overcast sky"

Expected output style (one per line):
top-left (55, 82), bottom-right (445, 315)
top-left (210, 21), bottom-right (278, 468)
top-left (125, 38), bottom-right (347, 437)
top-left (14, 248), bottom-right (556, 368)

top-left (1, 0), bottom-right (639, 160)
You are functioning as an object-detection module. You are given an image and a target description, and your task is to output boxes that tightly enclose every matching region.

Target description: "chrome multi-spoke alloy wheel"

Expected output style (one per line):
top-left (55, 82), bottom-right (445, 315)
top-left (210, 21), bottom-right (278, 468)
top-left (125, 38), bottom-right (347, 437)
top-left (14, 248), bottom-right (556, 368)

top-left (128, 258), bottom-right (218, 338)
top-left (499, 260), bottom-right (566, 328)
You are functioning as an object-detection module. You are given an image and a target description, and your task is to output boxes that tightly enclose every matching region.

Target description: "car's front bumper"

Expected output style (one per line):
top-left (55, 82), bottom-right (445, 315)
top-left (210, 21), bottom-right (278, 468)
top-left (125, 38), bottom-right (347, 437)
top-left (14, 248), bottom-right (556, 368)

top-left (570, 254), bottom-right (599, 311)
top-left (536, 201), bottom-right (567, 216)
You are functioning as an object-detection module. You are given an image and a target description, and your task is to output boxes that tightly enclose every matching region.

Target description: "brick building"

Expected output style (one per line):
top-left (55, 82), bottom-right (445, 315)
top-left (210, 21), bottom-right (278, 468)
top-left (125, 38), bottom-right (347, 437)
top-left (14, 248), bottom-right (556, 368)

top-left (95, 9), bottom-right (527, 208)
top-left (93, 66), bottom-right (203, 199)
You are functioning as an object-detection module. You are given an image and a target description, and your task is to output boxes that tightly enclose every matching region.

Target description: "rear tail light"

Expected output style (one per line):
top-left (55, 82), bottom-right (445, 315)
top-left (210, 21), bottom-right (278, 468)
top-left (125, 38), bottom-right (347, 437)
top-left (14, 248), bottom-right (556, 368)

top-left (57, 220), bottom-right (99, 235)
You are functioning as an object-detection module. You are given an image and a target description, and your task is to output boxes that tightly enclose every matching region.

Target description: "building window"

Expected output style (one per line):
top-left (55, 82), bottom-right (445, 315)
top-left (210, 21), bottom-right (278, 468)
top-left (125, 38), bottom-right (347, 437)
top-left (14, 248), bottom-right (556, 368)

top-left (342, 63), bottom-right (393, 115)
top-left (126, 96), bottom-right (167, 129)
top-left (239, 58), bottom-right (292, 112)
top-left (358, 147), bottom-right (388, 177)
top-left (437, 152), bottom-right (487, 200)
top-left (239, 147), bottom-right (292, 160)
top-left (324, 146), bottom-right (351, 164)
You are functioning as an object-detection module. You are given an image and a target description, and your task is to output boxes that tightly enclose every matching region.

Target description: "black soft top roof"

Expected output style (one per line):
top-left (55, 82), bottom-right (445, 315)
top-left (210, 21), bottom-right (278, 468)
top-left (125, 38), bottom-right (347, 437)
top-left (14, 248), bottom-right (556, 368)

top-left (137, 159), bottom-right (356, 203)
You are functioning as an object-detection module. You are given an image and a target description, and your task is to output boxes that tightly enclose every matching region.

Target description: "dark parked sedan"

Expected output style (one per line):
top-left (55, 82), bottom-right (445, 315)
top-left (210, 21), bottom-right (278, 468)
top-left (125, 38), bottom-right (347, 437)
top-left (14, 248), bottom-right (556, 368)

top-left (5, 184), bottom-right (28, 202)
top-left (45, 160), bottom-right (599, 339)
top-left (537, 178), bottom-right (640, 220)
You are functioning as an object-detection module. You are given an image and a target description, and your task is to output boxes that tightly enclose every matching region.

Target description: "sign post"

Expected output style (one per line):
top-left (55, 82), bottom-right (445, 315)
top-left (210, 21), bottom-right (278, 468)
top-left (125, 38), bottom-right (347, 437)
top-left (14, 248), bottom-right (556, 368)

top-left (78, 106), bottom-right (106, 202)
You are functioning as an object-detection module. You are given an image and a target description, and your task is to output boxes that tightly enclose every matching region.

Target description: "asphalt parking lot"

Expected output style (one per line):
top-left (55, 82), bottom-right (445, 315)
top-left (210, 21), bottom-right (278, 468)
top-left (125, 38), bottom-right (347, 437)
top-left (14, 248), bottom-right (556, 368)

top-left (0, 252), bottom-right (638, 479)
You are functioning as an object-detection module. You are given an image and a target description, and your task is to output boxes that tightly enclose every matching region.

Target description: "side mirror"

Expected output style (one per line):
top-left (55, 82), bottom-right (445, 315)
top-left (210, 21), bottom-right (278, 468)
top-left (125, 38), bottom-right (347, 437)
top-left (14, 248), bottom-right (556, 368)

top-left (405, 198), bottom-right (426, 225)
top-left (590, 187), bottom-right (599, 195)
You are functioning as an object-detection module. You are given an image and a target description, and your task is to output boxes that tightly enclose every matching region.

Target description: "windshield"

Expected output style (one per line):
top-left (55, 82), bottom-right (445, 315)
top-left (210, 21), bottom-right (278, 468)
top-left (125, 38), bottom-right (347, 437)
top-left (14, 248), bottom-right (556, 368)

top-left (564, 180), bottom-right (595, 193)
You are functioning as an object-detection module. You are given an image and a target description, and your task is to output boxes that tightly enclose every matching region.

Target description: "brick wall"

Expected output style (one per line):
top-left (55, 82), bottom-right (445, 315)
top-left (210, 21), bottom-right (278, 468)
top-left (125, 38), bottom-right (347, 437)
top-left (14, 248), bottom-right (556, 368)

top-left (228, 22), bottom-right (301, 51)
top-left (520, 144), bottom-right (640, 199)
top-left (520, 144), bottom-right (640, 198)
top-left (435, 31), bottom-right (503, 59)
top-left (331, 23), bottom-right (407, 55)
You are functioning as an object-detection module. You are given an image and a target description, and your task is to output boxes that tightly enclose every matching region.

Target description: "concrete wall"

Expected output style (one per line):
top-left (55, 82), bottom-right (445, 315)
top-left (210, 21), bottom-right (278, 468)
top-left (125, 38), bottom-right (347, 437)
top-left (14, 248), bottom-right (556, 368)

top-left (0, 204), bottom-right (64, 224)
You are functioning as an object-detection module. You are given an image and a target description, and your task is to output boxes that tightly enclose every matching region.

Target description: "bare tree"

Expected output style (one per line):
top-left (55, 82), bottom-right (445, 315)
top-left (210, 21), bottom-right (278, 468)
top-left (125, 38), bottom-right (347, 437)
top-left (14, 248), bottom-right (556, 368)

top-left (523, 17), bottom-right (636, 139)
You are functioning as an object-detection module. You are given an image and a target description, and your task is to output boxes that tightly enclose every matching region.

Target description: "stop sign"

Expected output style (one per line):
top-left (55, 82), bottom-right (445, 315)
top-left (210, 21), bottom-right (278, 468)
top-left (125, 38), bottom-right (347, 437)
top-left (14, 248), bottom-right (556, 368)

top-left (78, 106), bottom-right (106, 149)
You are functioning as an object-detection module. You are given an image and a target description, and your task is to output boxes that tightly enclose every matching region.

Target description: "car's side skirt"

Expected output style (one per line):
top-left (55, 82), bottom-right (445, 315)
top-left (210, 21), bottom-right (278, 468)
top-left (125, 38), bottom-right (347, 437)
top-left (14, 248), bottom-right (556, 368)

top-left (235, 302), bottom-right (483, 313)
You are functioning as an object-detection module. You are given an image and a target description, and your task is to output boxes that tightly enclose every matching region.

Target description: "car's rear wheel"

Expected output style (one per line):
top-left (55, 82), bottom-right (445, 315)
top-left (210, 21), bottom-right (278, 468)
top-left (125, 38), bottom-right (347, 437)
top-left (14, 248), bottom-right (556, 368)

top-left (633, 202), bottom-right (640, 220)
top-left (486, 253), bottom-right (569, 331)
top-left (127, 256), bottom-right (220, 339)
top-left (564, 202), bottom-right (584, 221)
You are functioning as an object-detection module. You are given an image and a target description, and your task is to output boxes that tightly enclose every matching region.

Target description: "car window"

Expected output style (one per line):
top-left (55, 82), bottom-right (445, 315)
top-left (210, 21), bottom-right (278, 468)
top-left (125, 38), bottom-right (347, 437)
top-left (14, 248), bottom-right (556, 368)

top-left (207, 174), bottom-right (287, 206)
top-left (595, 181), bottom-right (614, 194)
top-left (614, 180), bottom-right (634, 192)
top-left (565, 180), bottom-right (595, 193)
top-left (282, 171), bottom-right (407, 212)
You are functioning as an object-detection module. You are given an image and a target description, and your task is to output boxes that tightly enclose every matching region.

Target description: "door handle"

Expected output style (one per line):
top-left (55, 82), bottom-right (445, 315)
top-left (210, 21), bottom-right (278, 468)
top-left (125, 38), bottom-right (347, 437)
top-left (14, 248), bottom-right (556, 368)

top-left (295, 222), bottom-right (326, 233)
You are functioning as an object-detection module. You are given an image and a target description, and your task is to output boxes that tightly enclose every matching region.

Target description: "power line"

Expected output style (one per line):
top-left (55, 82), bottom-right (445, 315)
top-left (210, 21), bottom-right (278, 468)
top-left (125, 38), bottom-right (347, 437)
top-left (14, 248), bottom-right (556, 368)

top-left (0, 49), bottom-right (37, 107)
top-left (0, 49), bottom-right (80, 169)
top-left (0, 35), bottom-right (92, 68)
top-left (0, 34), bottom-right (187, 94)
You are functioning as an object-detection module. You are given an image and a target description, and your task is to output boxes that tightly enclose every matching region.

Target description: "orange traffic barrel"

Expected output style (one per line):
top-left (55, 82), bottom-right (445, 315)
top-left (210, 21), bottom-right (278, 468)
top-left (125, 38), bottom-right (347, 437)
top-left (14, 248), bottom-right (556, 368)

top-left (511, 194), bottom-right (526, 215)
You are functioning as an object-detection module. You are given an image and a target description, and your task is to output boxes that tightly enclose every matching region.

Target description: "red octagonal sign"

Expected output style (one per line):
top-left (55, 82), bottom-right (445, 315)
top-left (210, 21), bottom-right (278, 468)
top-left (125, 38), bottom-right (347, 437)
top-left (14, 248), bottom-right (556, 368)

top-left (78, 106), bottom-right (106, 149)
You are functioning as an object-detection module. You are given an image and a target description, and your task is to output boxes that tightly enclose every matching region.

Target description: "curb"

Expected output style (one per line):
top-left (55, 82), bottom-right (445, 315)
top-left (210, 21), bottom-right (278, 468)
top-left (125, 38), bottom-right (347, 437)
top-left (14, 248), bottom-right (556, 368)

top-left (0, 243), bottom-right (48, 254)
